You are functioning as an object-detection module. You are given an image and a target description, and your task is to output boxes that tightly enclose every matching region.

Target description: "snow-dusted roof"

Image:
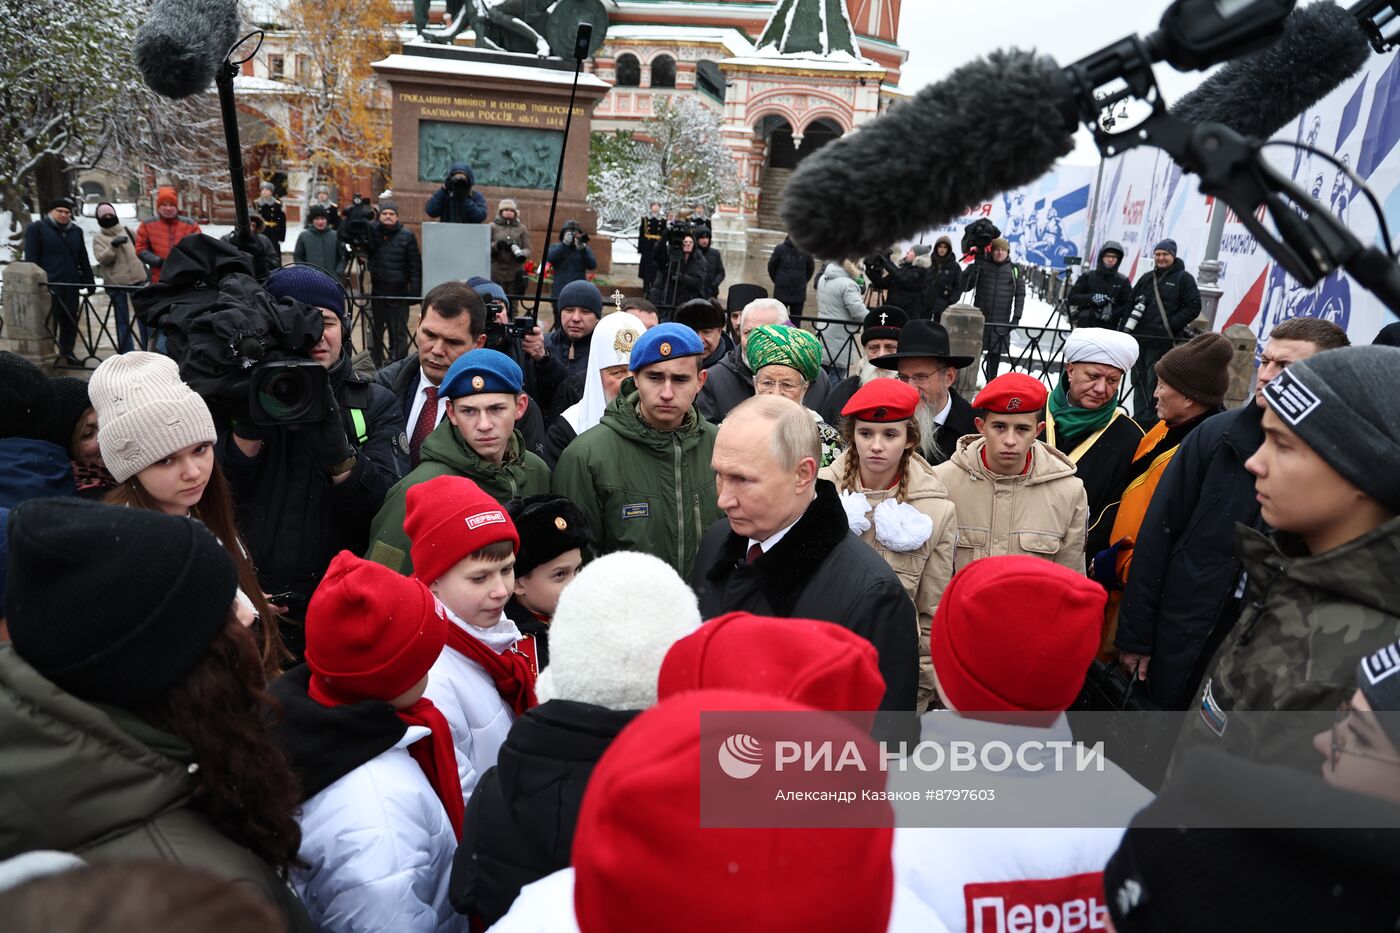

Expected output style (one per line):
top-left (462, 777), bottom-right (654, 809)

top-left (721, 50), bottom-right (883, 74)
top-left (603, 24), bottom-right (754, 56)
top-left (371, 53), bottom-right (613, 89)
top-left (233, 74), bottom-right (304, 95)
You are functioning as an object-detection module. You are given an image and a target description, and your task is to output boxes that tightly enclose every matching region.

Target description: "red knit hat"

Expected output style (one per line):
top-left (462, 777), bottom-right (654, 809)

top-left (304, 550), bottom-right (448, 704)
top-left (972, 373), bottom-right (1048, 415)
top-left (572, 689), bottom-right (894, 933)
top-left (840, 378), bottom-right (920, 423)
top-left (931, 556), bottom-right (1105, 714)
top-left (404, 475), bottom-right (519, 586)
top-left (657, 612), bottom-right (885, 712)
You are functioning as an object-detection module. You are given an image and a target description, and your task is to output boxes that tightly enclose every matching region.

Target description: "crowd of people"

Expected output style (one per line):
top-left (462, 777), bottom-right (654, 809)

top-left (6, 183), bottom-right (1400, 931)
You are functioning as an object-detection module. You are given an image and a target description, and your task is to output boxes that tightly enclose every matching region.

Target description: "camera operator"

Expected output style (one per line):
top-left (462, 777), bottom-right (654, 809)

top-left (340, 194), bottom-right (376, 259)
top-left (472, 275), bottom-right (567, 425)
top-left (365, 201), bottom-right (422, 368)
top-left (424, 162), bottom-right (488, 224)
top-left (647, 227), bottom-right (707, 308)
top-left (1066, 241), bottom-right (1131, 328)
top-left (547, 219), bottom-right (597, 296)
top-left (1125, 238), bottom-right (1202, 422)
top-left (489, 198), bottom-right (531, 296)
top-left (961, 236), bottom-right (1024, 381)
top-left (865, 244), bottom-right (931, 320)
top-left (217, 265), bottom-right (406, 657)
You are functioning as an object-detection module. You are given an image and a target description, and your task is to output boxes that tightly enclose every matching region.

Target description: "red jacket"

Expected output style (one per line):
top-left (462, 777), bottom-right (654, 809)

top-left (135, 215), bottom-right (202, 283)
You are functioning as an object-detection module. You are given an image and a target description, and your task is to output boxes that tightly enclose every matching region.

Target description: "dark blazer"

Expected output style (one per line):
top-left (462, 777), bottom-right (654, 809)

top-left (692, 480), bottom-right (918, 713)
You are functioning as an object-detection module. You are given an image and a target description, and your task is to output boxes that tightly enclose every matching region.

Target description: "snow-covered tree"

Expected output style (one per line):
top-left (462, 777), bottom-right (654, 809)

top-left (587, 97), bottom-right (741, 232)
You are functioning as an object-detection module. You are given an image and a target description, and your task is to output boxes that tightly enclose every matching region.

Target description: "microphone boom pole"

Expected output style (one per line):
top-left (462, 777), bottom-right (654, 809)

top-left (214, 31), bottom-right (263, 249)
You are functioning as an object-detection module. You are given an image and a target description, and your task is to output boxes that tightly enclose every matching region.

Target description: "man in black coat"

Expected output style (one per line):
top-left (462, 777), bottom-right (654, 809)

top-left (962, 237), bottom-right (1024, 380)
top-left (868, 245), bottom-right (930, 320)
top-left (870, 319), bottom-right (977, 465)
top-left (924, 236), bottom-right (962, 321)
top-left (637, 202), bottom-right (666, 293)
top-left (254, 181), bottom-right (286, 250)
top-left (22, 197), bottom-right (94, 364)
top-left (694, 396), bottom-right (918, 713)
top-left (695, 226), bottom-right (725, 300)
top-left (1126, 238), bottom-right (1202, 421)
top-left (1114, 317), bottom-right (1350, 709)
top-left (767, 235), bottom-right (815, 316)
top-left (365, 201), bottom-right (422, 368)
top-left (1067, 240), bottom-right (1132, 328)
top-left (219, 266), bottom-right (408, 657)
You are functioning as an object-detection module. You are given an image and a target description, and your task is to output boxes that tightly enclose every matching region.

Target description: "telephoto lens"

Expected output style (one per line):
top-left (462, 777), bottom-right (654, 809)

top-left (249, 360), bottom-right (328, 425)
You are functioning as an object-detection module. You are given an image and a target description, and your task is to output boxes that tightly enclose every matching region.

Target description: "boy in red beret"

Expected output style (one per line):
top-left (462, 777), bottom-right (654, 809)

top-left (403, 474), bottom-right (538, 806)
top-left (932, 373), bottom-right (1088, 570)
top-left (270, 551), bottom-right (467, 932)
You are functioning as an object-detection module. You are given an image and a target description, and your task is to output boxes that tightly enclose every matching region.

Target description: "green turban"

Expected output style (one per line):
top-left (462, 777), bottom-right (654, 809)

top-left (745, 324), bottom-right (822, 383)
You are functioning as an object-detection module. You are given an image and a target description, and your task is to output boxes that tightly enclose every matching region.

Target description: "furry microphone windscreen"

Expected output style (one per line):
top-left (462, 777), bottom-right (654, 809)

top-left (134, 0), bottom-right (242, 98)
top-left (779, 49), bottom-right (1076, 260)
top-left (1170, 0), bottom-right (1372, 139)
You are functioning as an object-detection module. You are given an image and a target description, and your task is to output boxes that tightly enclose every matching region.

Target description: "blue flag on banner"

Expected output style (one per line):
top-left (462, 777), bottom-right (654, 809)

top-left (1052, 185), bottom-right (1091, 218)
top-left (1359, 55), bottom-right (1400, 179)
top-left (1336, 77), bottom-right (1368, 150)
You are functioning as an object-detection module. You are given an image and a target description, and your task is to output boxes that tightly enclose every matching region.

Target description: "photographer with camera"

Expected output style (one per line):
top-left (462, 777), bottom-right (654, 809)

top-left (293, 205), bottom-right (345, 279)
top-left (489, 198), bottom-right (532, 296)
top-left (961, 236), bottom-right (1024, 381)
top-left (425, 162), bottom-right (488, 225)
top-left (1125, 239), bottom-right (1202, 423)
top-left (1067, 241), bottom-right (1132, 329)
top-left (218, 264), bottom-right (406, 657)
top-left (365, 201), bottom-right (422, 369)
top-left (340, 194), bottom-right (376, 259)
top-left (547, 219), bottom-right (597, 297)
top-left (866, 244), bottom-right (930, 320)
top-left (472, 275), bottom-right (566, 435)
top-left (647, 226), bottom-right (708, 308)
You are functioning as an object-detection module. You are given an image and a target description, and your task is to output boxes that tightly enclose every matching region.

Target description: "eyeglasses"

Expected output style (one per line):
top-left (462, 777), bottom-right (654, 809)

top-left (896, 368), bottom-right (946, 385)
top-left (1331, 700), bottom-right (1400, 769)
top-left (756, 379), bottom-right (806, 394)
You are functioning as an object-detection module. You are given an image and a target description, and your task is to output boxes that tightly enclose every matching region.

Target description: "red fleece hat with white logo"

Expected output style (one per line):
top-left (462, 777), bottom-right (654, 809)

top-left (404, 475), bottom-right (519, 587)
top-left (931, 556), bottom-right (1105, 714)
top-left (657, 612), bottom-right (885, 712)
top-left (572, 689), bottom-right (894, 933)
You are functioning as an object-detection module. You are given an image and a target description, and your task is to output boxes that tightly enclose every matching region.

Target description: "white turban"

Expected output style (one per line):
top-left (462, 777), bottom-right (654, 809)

top-left (1063, 328), bottom-right (1139, 373)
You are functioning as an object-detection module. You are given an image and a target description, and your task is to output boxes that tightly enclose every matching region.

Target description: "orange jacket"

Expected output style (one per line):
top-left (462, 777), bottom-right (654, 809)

top-left (135, 215), bottom-right (202, 283)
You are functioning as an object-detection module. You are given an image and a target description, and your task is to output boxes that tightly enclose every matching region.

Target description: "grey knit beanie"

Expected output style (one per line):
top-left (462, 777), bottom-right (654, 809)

top-left (1261, 345), bottom-right (1400, 511)
top-left (89, 352), bottom-right (217, 482)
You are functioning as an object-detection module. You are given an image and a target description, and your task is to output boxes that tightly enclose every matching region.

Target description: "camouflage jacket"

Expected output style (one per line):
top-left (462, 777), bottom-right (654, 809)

top-left (1172, 517), bottom-right (1400, 772)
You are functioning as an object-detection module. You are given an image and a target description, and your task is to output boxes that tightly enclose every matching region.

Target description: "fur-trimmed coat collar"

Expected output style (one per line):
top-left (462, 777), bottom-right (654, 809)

top-left (704, 479), bottom-right (849, 616)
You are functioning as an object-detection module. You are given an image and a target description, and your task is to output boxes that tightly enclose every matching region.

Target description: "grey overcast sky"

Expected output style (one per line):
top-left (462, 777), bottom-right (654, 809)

top-left (895, 1), bottom-right (1214, 165)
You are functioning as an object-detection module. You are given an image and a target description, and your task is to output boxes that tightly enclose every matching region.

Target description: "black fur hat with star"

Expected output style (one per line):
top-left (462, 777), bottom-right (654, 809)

top-left (507, 494), bottom-right (592, 578)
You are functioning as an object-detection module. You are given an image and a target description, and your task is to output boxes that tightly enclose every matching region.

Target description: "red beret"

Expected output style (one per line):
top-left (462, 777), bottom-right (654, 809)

top-left (840, 378), bottom-right (920, 423)
top-left (972, 373), bottom-right (1048, 414)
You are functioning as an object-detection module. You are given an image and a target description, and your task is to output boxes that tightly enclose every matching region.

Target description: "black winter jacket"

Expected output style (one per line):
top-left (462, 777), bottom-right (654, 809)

top-left (424, 162), bottom-right (488, 224)
top-left (962, 257), bottom-right (1025, 325)
top-left (23, 215), bottom-right (93, 287)
top-left (1067, 243), bottom-right (1133, 327)
top-left (449, 699), bottom-right (638, 926)
top-left (647, 243), bottom-right (708, 307)
top-left (699, 245), bottom-right (725, 299)
top-left (1115, 403), bottom-right (1265, 709)
top-left (366, 221), bottom-right (421, 294)
top-left (692, 480), bottom-right (918, 712)
top-left (767, 237), bottom-right (815, 304)
top-left (925, 245), bottom-right (963, 319)
top-left (1128, 258), bottom-right (1202, 338)
top-left (218, 354), bottom-right (407, 643)
top-left (696, 344), bottom-right (831, 423)
top-left (870, 255), bottom-right (928, 319)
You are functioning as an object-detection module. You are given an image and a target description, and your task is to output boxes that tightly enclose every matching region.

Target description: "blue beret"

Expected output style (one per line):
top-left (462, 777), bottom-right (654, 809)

top-left (557, 280), bottom-right (602, 317)
top-left (440, 349), bottom-right (523, 399)
top-left (630, 323), bottom-right (704, 371)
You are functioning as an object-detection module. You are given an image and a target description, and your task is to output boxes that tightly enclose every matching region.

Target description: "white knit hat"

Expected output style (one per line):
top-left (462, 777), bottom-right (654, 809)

top-left (89, 352), bottom-right (217, 482)
top-left (535, 551), bottom-right (701, 710)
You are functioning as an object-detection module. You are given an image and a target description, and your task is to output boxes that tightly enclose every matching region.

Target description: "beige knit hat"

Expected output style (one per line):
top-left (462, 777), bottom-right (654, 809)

top-left (89, 352), bottom-right (217, 482)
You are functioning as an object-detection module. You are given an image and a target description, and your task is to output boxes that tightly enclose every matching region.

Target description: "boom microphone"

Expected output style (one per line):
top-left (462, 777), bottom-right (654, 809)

top-left (134, 0), bottom-right (242, 98)
top-left (779, 50), bottom-right (1077, 260)
top-left (1170, 1), bottom-right (1372, 138)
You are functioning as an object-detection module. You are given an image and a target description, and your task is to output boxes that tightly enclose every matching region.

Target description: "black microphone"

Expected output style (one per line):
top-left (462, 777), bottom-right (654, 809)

top-left (1170, 1), bottom-right (1371, 137)
top-left (781, 0), bottom-right (1374, 260)
top-left (134, 0), bottom-right (241, 98)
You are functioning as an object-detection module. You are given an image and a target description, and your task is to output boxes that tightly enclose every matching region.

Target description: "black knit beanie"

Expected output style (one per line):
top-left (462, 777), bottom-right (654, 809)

top-left (38, 377), bottom-right (92, 452)
top-left (1154, 332), bottom-right (1234, 407)
top-left (507, 494), bottom-right (592, 577)
top-left (5, 498), bottom-right (238, 706)
top-left (0, 352), bottom-right (57, 441)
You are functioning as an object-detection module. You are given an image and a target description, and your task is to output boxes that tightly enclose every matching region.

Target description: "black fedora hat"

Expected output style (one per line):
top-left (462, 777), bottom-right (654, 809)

top-left (873, 319), bottom-right (975, 369)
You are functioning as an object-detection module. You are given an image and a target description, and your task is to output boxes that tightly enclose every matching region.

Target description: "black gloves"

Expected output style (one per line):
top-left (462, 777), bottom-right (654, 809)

top-left (303, 386), bottom-right (356, 469)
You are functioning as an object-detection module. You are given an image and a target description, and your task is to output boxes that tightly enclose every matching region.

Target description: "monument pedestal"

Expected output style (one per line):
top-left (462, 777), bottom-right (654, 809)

top-left (372, 47), bottom-right (613, 276)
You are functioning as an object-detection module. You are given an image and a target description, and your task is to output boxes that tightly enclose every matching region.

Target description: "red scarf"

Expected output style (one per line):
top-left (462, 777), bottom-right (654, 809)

top-left (308, 681), bottom-right (464, 841)
top-left (446, 623), bottom-right (538, 716)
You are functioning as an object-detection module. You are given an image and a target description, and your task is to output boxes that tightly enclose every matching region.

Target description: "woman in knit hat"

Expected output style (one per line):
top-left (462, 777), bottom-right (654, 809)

top-left (91, 352), bottom-right (287, 676)
top-left (43, 376), bottom-right (116, 500)
top-left (818, 378), bottom-right (957, 712)
top-left (746, 322), bottom-right (845, 466)
top-left (0, 499), bottom-right (308, 927)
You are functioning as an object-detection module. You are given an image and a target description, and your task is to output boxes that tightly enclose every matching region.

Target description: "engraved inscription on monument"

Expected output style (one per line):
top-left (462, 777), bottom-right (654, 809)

top-left (401, 93), bottom-right (586, 130)
top-left (419, 121), bottom-right (563, 190)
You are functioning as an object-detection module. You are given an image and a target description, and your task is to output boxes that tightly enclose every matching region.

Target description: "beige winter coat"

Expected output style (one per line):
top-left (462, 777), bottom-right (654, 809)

top-left (933, 435), bottom-right (1088, 572)
top-left (92, 222), bottom-right (147, 286)
top-left (820, 451), bottom-right (957, 712)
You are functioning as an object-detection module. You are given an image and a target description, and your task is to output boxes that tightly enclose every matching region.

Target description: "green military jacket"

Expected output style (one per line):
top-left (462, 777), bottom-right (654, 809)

top-left (365, 419), bottom-right (550, 575)
top-left (1173, 517), bottom-right (1400, 771)
top-left (551, 382), bottom-right (722, 579)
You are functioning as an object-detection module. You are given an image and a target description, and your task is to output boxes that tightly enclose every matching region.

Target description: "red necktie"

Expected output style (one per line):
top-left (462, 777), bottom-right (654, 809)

top-left (747, 543), bottom-right (763, 565)
top-left (409, 386), bottom-right (438, 468)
